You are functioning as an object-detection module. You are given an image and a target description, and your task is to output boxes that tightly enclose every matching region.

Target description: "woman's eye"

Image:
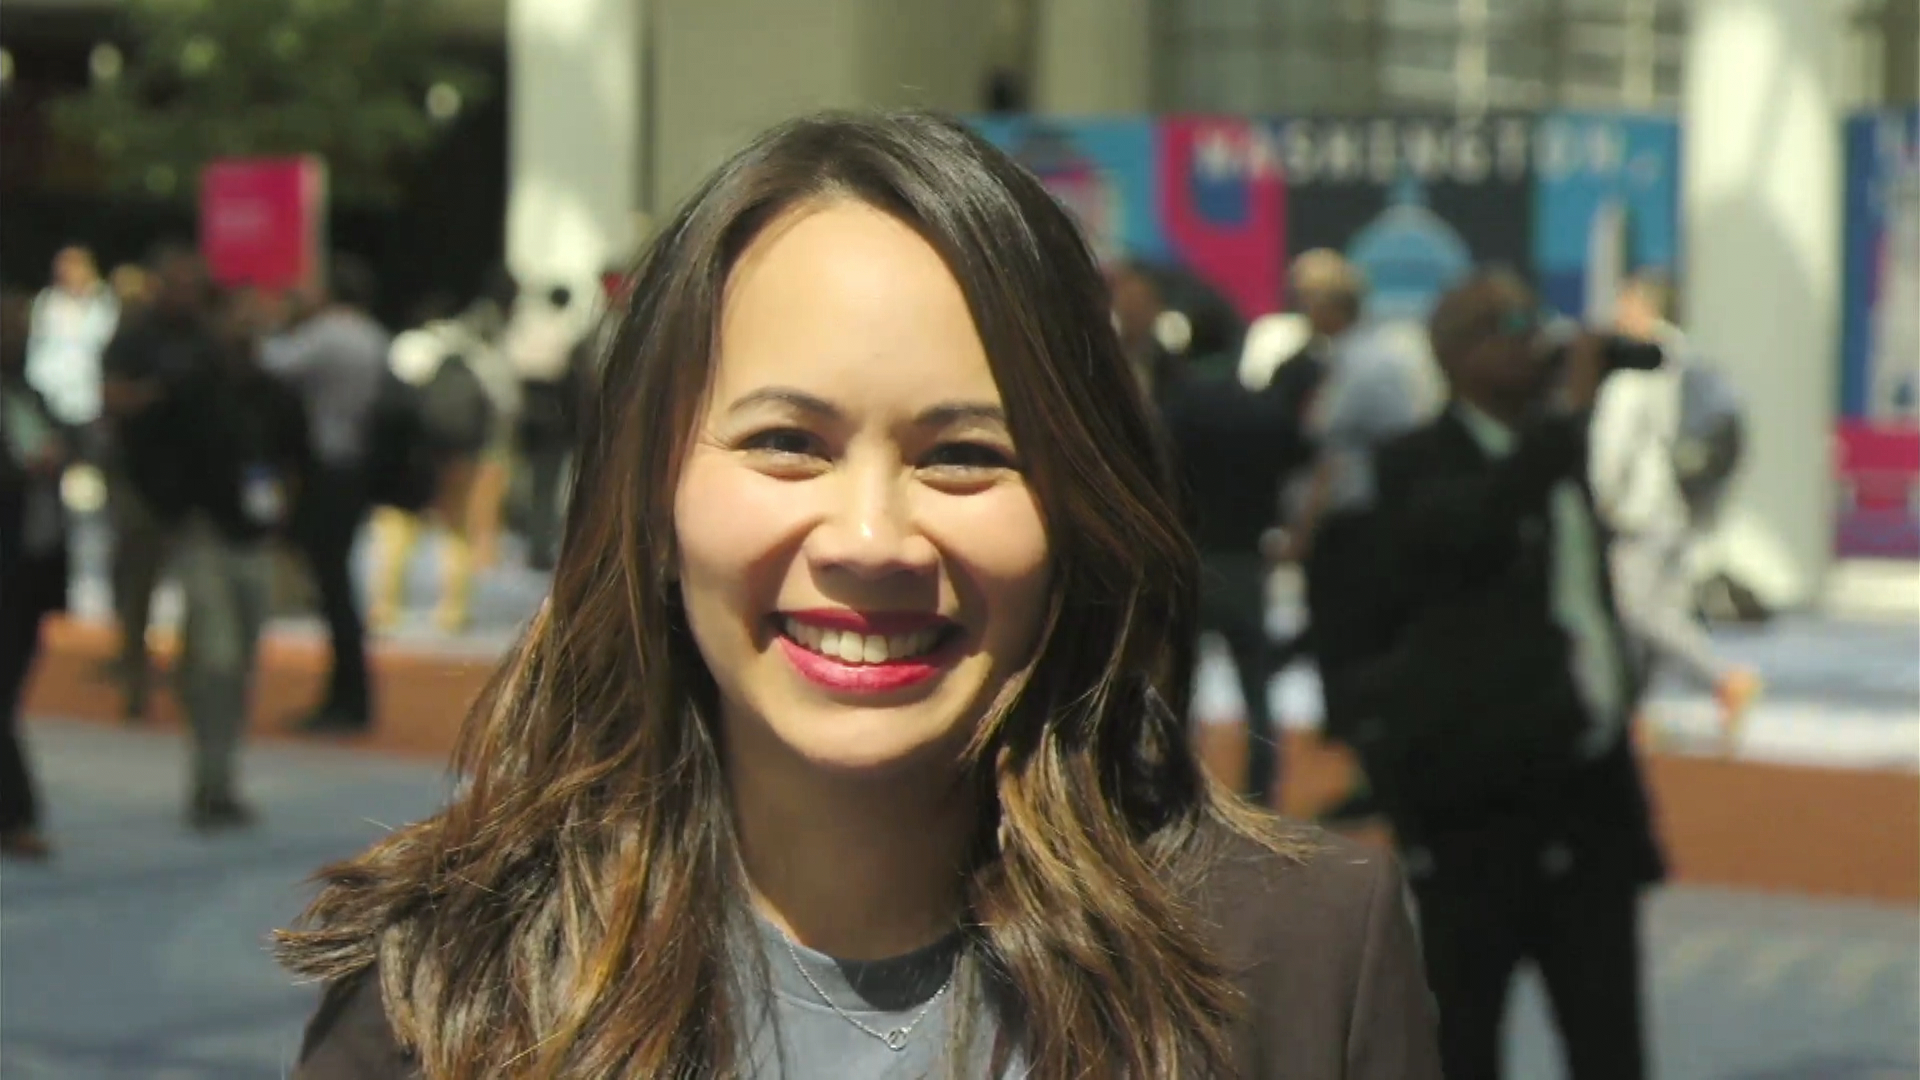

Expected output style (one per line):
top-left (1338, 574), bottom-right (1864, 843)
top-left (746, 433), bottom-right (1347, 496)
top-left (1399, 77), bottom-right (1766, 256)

top-left (922, 441), bottom-right (1018, 472)
top-left (739, 428), bottom-right (823, 458)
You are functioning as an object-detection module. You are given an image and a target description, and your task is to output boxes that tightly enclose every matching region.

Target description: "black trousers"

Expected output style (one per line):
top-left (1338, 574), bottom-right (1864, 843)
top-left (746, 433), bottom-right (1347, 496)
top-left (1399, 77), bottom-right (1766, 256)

top-left (1193, 552), bottom-right (1279, 806)
top-left (108, 469), bottom-right (171, 702)
top-left (0, 591), bottom-right (48, 834)
top-left (523, 443), bottom-right (569, 567)
top-left (1413, 868), bottom-right (1648, 1080)
top-left (292, 464), bottom-right (371, 720)
top-left (1303, 509), bottom-right (1395, 745)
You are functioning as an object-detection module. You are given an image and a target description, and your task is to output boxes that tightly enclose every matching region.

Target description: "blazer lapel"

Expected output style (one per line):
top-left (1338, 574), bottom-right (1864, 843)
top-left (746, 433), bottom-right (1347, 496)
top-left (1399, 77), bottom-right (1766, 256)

top-left (1426, 406), bottom-right (1487, 471)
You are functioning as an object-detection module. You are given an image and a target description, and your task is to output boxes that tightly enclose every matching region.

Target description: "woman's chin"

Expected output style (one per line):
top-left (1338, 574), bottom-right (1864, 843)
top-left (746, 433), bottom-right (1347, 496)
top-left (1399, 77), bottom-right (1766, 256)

top-left (758, 706), bottom-right (974, 780)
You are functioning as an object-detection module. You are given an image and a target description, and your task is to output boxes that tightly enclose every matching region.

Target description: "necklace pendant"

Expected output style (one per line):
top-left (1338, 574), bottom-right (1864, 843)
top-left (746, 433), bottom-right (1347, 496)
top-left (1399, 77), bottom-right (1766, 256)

top-left (884, 1028), bottom-right (909, 1051)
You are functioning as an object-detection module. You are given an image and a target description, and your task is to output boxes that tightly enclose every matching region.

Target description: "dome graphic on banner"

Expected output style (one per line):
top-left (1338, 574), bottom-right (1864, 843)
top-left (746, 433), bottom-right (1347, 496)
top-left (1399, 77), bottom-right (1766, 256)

top-left (1346, 175), bottom-right (1473, 323)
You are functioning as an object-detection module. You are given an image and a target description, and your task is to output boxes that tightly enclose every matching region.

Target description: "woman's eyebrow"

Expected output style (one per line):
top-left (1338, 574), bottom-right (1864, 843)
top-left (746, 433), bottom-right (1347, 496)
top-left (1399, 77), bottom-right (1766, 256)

top-left (916, 402), bottom-right (1006, 428)
top-left (724, 390), bottom-right (1006, 430)
top-left (724, 387), bottom-right (838, 419)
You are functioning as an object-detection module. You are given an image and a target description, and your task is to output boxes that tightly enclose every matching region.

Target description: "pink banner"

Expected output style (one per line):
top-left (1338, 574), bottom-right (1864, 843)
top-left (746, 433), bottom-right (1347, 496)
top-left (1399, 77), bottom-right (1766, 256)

top-left (1836, 421), bottom-right (1920, 558)
top-left (199, 157), bottom-right (327, 292)
top-left (1157, 117), bottom-right (1287, 318)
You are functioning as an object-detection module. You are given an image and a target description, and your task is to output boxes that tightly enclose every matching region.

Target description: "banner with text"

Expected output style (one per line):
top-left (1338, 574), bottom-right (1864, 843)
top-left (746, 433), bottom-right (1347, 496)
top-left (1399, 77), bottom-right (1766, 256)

top-left (1530, 113), bottom-right (1682, 322)
top-left (199, 156), bottom-right (328, 293)
top-left (974, 112), bottom-right (1677, 328)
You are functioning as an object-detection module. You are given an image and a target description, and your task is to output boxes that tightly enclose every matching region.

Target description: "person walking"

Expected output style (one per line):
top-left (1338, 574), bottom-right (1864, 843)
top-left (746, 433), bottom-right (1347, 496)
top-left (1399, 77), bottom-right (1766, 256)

top-left (263, 256), bottom-right (389, 733)
top-left (1283, 251), bottom-right (1439, 825)
top-left (367, 297), bottom-right (501, 634)
top-left (1591, 272), bottom-right (1762, 748)
top-left (0, 292), bottom-right (72, 860)
top-left (26, 245), bottom-right (119, 440)
top-left (165, 291), bottom-right (312, 829)
top-left (1157, 346), bottom-right (1298, 807)
top-left (96, 247), bottom-right (223, 722)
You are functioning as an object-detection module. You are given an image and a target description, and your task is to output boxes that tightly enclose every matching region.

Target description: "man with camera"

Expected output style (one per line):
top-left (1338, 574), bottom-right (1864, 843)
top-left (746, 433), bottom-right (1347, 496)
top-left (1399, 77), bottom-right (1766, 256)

top-left (1363, 269), bottom-right (1664, 1080)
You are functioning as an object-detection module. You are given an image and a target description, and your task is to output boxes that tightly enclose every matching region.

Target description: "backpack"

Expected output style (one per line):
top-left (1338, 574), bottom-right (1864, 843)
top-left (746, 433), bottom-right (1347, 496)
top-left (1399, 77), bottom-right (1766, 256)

top-left (418, 352), bottom-right (495, 456)
top-left (1671, 363), bottom-right (1744, 521)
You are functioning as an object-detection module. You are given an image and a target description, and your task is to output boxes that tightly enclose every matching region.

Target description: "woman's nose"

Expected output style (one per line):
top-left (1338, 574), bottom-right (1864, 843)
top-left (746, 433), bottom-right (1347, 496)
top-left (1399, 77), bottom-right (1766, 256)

top-left (805, 469), bottom-right (938, 579)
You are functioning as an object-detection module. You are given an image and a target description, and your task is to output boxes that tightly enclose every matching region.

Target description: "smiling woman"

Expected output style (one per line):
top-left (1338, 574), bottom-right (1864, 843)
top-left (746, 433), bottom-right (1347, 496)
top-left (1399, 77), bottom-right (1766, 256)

top-left (276, 111), bottom-right (1440, 1080)
top-left (676, 201), bottom-right (1051, 790)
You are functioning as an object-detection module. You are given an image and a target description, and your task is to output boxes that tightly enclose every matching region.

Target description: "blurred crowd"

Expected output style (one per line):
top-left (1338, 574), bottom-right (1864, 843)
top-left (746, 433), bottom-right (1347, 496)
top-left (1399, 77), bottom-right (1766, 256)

top-left (1, 240), bottom-right (1767, 846)
top-left (1121, 249), bottom-right (1768, 1076)
top-left (1114, 250), bottom-right (1763, 812)
top-left (1, 243), bottom-right (598, 853)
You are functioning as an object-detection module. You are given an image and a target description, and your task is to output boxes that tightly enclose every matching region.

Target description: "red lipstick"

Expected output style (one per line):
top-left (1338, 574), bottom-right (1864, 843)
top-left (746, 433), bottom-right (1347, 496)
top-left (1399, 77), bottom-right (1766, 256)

top-left (774, 609), bottom-right (957, 695)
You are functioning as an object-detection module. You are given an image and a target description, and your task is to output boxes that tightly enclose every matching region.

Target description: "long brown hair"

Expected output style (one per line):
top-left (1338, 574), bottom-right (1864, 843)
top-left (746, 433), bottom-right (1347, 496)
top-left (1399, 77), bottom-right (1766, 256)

top-left (276, 111), bottom-right (1304, 1079)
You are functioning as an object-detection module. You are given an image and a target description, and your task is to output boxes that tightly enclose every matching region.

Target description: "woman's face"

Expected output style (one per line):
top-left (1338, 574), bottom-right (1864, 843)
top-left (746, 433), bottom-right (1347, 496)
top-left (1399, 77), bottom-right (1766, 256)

top-left (674, 201), bottom-right (1052, 777)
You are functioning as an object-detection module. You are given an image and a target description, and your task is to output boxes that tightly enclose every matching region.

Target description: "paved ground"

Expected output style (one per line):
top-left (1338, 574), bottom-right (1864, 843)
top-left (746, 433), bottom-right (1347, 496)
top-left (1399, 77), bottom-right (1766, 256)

top-left (1, 721), bottom-right (1914, 1079)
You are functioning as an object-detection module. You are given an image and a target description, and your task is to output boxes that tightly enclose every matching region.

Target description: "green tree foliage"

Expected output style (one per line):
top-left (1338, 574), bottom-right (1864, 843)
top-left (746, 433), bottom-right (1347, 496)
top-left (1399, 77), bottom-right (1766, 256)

top-left (50, 0), bottom-right (489, 204)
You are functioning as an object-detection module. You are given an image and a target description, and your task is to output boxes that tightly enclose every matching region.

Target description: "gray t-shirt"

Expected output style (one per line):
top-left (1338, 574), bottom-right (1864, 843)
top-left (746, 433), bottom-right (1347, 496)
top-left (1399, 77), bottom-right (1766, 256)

top-left (743, 915), bottom-right (1021, 1079)
top-left (261, 308), bottom-right (390, 468)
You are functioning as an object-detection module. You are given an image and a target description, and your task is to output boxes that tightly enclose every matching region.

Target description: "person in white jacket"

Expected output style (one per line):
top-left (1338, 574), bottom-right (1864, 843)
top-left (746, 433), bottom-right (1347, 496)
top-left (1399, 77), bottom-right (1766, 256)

top-left (1589, 273), bottom-right (1760, 750)
top-left (26, 246), bottom-right (119, 435)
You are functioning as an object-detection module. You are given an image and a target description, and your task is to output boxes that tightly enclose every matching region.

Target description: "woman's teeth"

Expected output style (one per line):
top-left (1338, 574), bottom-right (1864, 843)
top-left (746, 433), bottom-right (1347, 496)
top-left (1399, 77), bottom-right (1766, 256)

top-left (782, 619), bottom-right (943, 664)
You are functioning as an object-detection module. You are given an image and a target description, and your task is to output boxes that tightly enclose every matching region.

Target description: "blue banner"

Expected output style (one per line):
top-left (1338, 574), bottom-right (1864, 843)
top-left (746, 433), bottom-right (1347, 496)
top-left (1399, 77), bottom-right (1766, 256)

top-left (1530, 112), bottom-right (1682, 320)
top-left (970, 118), bottom-right (1164, 267)
top-left (1840, 109), bottom-right (1920, 422)
top-left (1836, 108), bottom-right (1920, 559)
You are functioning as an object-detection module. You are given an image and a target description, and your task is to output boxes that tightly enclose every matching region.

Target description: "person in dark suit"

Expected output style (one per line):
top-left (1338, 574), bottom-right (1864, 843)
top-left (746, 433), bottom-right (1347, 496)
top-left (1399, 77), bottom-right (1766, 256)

top-left (159, 287), bottom-right (315, 830)
top-left (1158, 353), bottom-right (1298, 806)
top-left (97, 247), bottom-right (222, 721)
top-left (1282, 252), bottom-right (1438, 826)
top-left (0, 292), bottom-right (72, 861)
top-left (1364, 269), bottom-right (1664, 1080)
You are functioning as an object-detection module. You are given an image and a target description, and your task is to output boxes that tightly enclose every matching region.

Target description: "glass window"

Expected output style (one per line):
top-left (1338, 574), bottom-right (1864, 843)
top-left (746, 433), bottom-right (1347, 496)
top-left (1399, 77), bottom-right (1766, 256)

top-left (1154, 0), bottom-right (1725, 115)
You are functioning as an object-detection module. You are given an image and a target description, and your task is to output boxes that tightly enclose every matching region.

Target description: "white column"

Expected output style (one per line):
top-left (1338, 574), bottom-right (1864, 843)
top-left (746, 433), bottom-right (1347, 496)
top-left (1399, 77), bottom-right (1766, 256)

top-left (1032, 0), bottom-right (1152, 115)
top-left (1682, 0), bottom-right (1845, 607)
top-left (650, 0), bottom-right (992, 215)
top-left (506, 0), bottom-right (644, 287)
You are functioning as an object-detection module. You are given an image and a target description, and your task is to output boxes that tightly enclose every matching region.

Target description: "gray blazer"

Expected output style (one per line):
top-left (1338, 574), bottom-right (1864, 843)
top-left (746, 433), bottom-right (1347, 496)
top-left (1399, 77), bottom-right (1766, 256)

top-left (293, 829), bottom-right (1440, 1079)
